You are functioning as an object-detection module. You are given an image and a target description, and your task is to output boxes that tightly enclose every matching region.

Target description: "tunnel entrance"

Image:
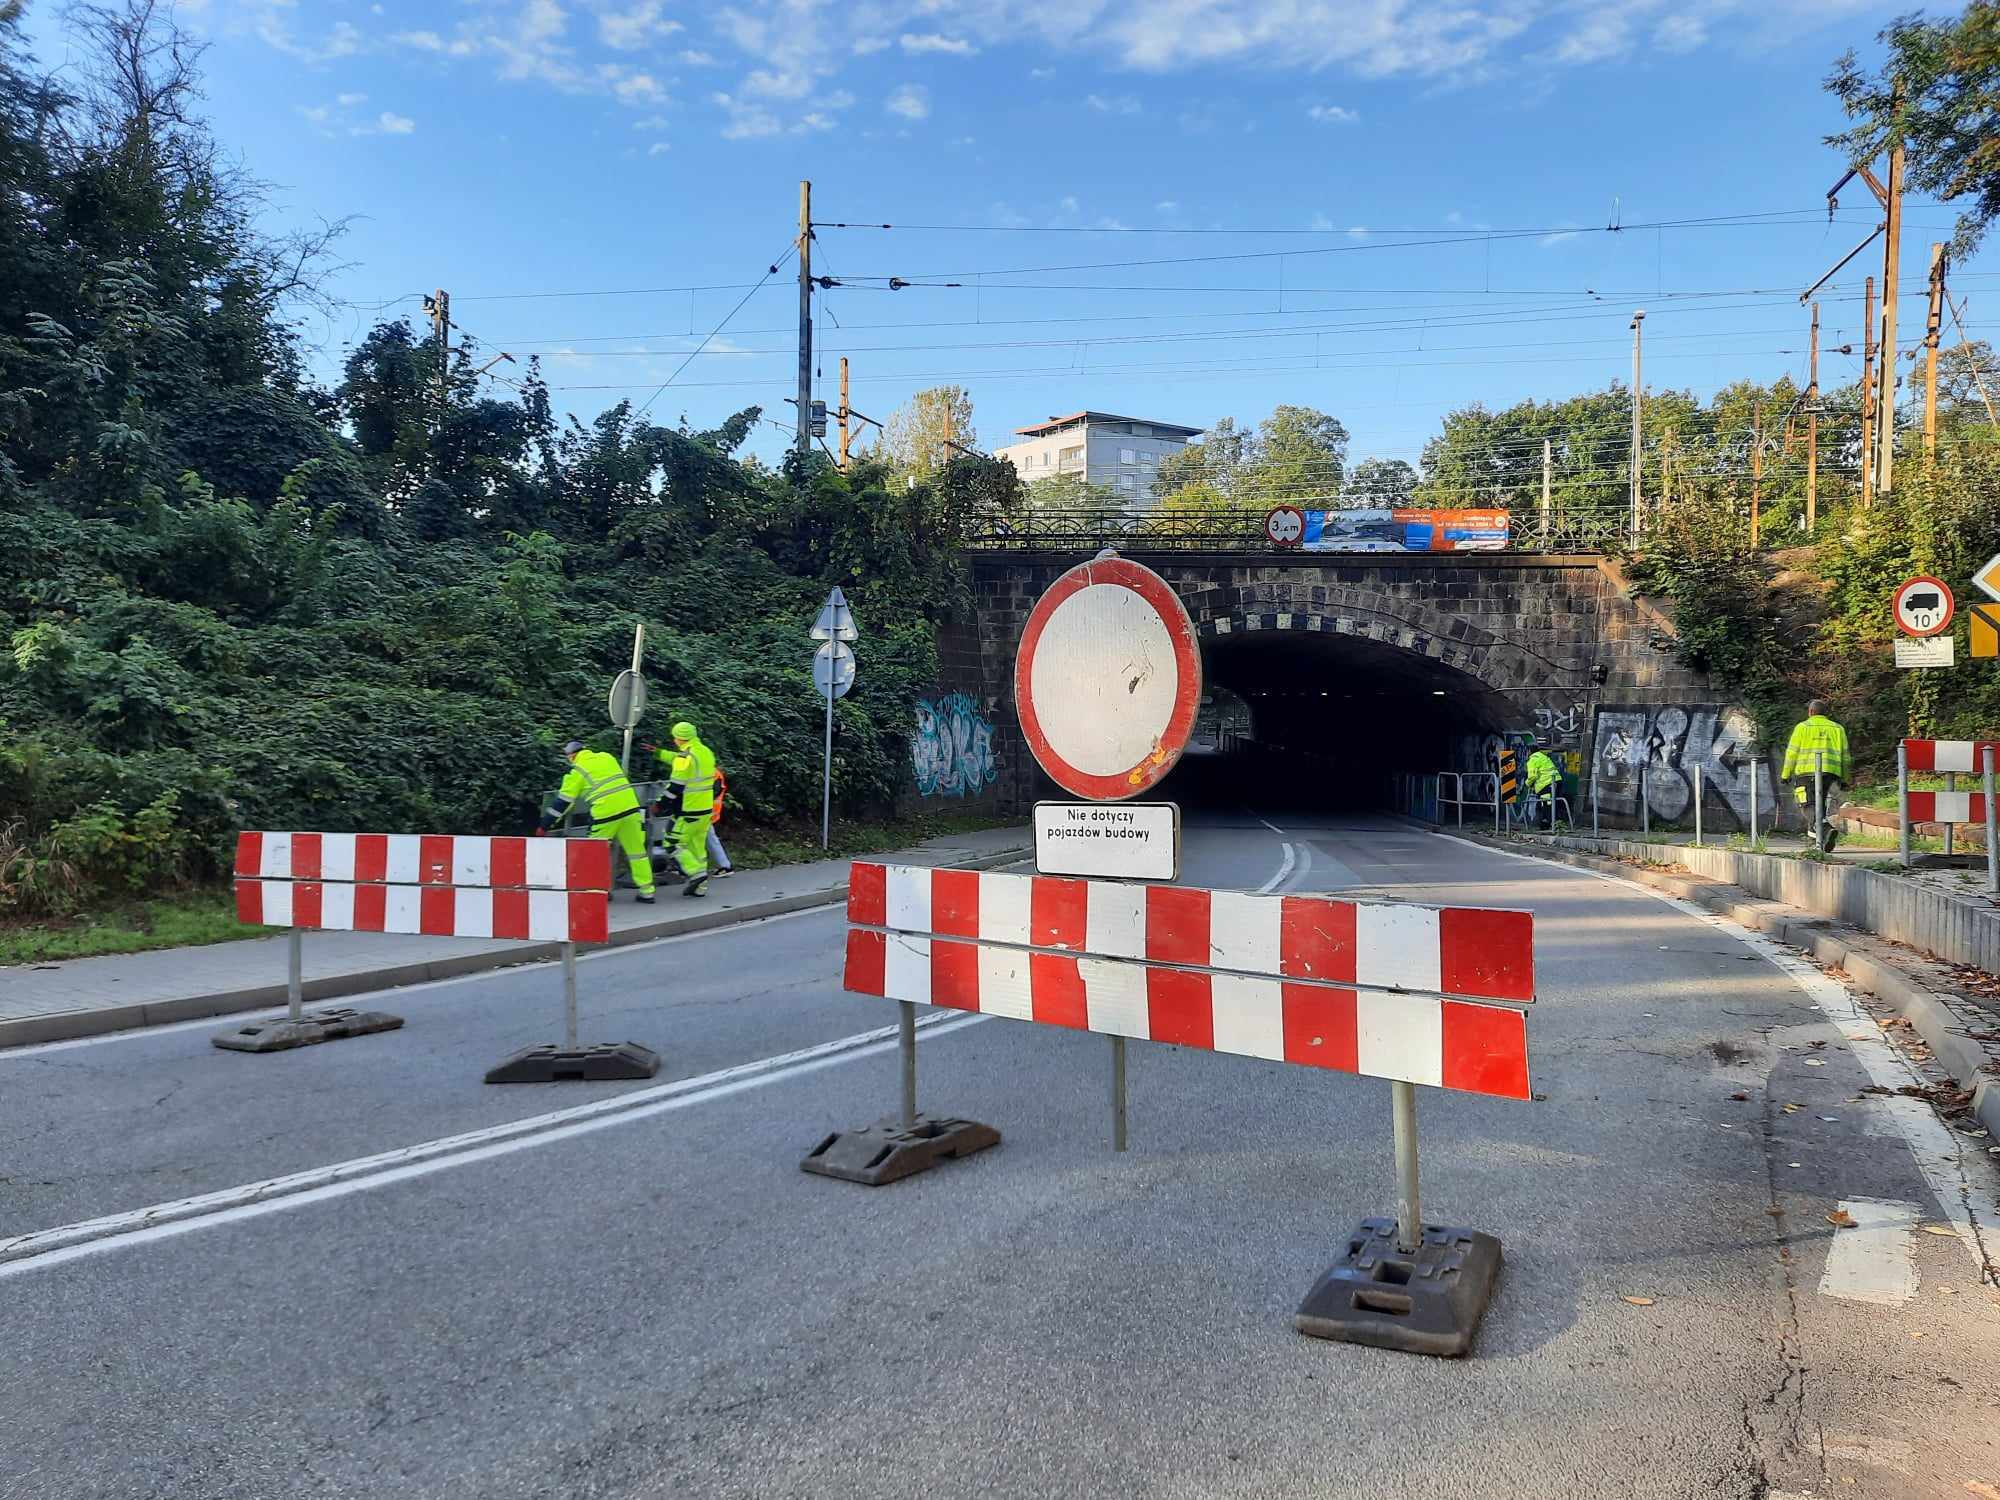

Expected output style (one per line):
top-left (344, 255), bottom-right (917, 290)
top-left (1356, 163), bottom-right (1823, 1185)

top-left (1161, 627), bottom-right (1514, 815)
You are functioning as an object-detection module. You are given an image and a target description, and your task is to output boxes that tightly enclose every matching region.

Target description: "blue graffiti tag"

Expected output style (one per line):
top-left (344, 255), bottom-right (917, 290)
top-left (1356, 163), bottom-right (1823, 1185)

top-left (913, 693), bottom-right (998, 798)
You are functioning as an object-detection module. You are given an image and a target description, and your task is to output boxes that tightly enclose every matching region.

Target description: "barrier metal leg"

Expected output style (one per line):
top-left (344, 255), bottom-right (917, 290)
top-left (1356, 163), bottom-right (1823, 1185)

top-left (1987, 748), bottom-right (1997, 894)
top-left (485, 940), bottom-right (660, 1083)
top-left (801, 997), bottom-right (999, 1185)
top-left (1948, 772), bottom-right (1957, 858)
top-left (1694, 765), bottom-right (1703, 847)
top-left (1899, 742), bottom-right (1911, 867)
top-left (213, 927), bottom-right (404, 1053)
top-left (1111, 1035), bottom-right (1128, 1152)
top-left (1294, 1078), bottom-right (1503, 1358)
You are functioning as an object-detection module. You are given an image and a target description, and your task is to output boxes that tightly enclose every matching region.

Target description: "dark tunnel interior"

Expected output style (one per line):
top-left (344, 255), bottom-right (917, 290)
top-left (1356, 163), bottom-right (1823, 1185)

top-left (1156, 629), bottom-right (1515, 815)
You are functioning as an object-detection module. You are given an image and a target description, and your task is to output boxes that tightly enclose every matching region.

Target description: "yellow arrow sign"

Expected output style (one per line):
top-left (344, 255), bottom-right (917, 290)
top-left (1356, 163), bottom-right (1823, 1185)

top-left (1973, 603), bottom-right (2000, 659)
top-left (1975, 553), bottom-right (2000, 603)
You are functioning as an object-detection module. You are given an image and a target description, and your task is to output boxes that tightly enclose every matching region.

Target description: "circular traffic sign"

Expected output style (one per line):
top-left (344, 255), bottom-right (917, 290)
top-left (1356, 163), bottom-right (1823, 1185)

top-left (813, 640), bottom-right (856, 700)
top-left (1014, 554), bottom-right (1202, 801)
top-left (1265, 505), bottom-right (1305, 547)
top-left (1893, 575), bottom-right (1955, 638)
top-left (608, 670), bottom-right (648, 729)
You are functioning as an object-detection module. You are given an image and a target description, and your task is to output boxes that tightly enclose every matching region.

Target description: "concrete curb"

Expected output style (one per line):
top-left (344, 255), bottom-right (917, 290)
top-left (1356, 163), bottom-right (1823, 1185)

top-left (0, 846), bottom-right (1032, 1051)
top-left (1464, 832), bottom-right (2000, 1144)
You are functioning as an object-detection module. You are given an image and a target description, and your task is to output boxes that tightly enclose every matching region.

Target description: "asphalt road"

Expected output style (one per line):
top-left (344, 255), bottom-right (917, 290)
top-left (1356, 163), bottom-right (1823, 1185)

top-left (3, 814), bottom-right (1997, 1500)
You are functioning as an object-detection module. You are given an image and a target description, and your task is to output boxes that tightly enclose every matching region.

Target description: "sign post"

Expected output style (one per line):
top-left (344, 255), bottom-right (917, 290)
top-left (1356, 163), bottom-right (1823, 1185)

top-left (612, 624), bottom-right (648, 774)
top-left (810, 588), bottom-right (858, 851)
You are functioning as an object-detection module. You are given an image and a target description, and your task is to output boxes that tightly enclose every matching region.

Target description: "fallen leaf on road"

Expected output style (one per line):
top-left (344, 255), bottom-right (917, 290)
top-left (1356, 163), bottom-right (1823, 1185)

top-left (1620, 1296), bottom-right (1655, 1306)
top-left (1922, 1224), bottom-right (1960, 1237)
top-left (1729, 1091), bottom-right (1750, 1101)
top-left (1783, 1103), bottom-right (1803, 1113)
top-left (1766, 1207), bottom-right (1786, 1216)
top-left (1826, 1210), bottom-right (1857, 1228)
top-left (1940, 1286), bottom-right (1957, 1295)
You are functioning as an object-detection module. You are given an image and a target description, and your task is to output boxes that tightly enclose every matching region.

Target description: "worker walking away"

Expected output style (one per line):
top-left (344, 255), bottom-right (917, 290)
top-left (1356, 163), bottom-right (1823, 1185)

top-left (537, 739), bottom-right (656, 903)
top-left (1781, 700), bottom-right (1850, 854)
top-left (648, 720), bottom-right (718, 897)
top-left (1524, 742), bottom-right (1562, 829)
top-left (708, 763), bottom-right (734, 877)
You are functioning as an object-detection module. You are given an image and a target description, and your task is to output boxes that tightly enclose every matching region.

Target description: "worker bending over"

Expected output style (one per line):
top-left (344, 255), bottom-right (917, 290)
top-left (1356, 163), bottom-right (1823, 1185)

top-left (538, 739), bottom-right (656, 903)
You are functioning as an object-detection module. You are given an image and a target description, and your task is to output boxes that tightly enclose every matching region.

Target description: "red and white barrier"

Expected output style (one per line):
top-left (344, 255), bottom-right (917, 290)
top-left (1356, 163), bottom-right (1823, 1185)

top-left (1901, 739), bottom-right (2000, 774)
top-left (232, 831), bottom-right (612, 943)
top-left (1904, 790), bottom-right (1989, 824)
top-left (841, 863), bottom-right (1533, 1100)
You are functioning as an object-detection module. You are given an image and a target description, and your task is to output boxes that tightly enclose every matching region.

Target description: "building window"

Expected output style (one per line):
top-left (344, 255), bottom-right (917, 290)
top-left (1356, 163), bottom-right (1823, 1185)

top-left (1118, 473), bottom-right (1136, 491)
top-left (1139, 450), bottom-right (1154, 468)
top-left (1120, 448), bottom-right (1137, 465)
top-left (1059, 445), bottom-right (1083, 468)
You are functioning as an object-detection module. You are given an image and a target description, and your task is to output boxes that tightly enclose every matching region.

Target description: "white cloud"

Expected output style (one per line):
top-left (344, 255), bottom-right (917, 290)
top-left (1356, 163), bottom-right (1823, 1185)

top-left (1307, 103), bottom-right (1359, 123)
top-left (648, 140), bottom-right (672, 155)
top-left (337, 91), bottom-right (368, 106)
top-left (886, 83), bottom-right (930, 119)
top-left (853, 36), bottom-right (892, 54)
top-left (1653, 13), bottom-right (1707, 51)
top-left (609, 68), bottom-right (666, 103)
top-left (299, 104), bottom-right (331, 125)
top-left (680, 48), bottom-right (718, 64)
top-left (900, 31), bottom-right (975, 54)
top-left (1086, 93), bottom-right (1140, 114)
top-left (1029, 65), bottom-right (1055, 78)
top-left (633, 113), bottom-right (671, 130)
top-left (349, 110), bottom-right (416, 136)
top-left (1539, 227), bottom-right (1581, 246)
top-left (1309, 213), bottom-right (1335, 231)
top-left (713, 91), bottom-right (782, 138)
top-left (1059, 194), bottom-right (1080, 214)
top-left (251, 6), bottom-right (363, 65)
top-left (596, 0), bottom-right (681, 50)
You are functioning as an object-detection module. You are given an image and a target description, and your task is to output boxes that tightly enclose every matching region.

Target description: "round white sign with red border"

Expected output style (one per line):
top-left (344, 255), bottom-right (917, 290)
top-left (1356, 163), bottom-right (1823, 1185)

top-left (1265, 505), bottom-right (1305, 547)
top-left (1893, 575), bottom-right (1954, 638)
top-left (1014, 554), bottom-right (1203, 801)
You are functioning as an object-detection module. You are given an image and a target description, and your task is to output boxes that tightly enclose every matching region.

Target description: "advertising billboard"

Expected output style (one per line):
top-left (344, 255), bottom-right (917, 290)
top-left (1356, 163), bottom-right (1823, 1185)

top-left (1299, 508), bottom-right (1509, 553)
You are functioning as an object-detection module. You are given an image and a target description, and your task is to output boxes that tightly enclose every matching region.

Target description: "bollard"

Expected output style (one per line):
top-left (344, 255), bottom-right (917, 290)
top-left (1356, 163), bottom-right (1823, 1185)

top-left (1986, 747), bottom-right (1997, 894)
top-left (1899, 741), bottom-right (1911, 867)
top-left (1693, 764), bottom-right (1703, 847)
top-left (1111, 1035), bottom-right (1128, 1152)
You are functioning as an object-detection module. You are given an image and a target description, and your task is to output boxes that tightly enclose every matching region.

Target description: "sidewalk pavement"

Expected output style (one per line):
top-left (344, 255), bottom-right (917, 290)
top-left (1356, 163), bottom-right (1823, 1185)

top-left (0, 826), bottom-right (1031, 1050)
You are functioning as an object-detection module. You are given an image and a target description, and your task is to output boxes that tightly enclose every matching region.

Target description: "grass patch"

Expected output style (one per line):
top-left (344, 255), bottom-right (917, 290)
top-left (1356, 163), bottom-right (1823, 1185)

top-left (0, 890), bottom-right (272, 966)
top-left (721, 810), bottom-right (1022, 871)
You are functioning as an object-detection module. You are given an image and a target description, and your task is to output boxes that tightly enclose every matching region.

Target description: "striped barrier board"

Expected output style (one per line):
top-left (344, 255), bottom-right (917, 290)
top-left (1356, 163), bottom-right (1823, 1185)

top-left (841, 863), bottom-right (1534, 1100)
top-left (233, 832), bottom-right (612, 944)
top-left (1496, 748), bottom-right (1519, 804)
top-left (1901, 739), bottom-right (2000, 773)
top-left (1905, 790), bottom-right (1989, 825)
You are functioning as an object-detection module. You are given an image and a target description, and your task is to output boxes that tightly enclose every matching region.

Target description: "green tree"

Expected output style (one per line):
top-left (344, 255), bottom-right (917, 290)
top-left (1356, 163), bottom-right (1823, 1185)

top-left (1344, 457), bottom-right (1418, 505)
top-left (880, 385), bottom-right (976, 480)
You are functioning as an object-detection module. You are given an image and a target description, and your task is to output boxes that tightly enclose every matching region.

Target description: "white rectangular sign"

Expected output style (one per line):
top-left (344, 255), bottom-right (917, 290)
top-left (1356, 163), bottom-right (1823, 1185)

top-left (1033, 802), bottom-right (1181, 881)
top-left (1895, 636), bottom-right (1955, 669)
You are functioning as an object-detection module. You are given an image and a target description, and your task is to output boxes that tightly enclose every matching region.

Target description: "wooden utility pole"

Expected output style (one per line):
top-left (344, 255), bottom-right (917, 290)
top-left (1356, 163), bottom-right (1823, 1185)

top-left (838, 356), bottom-right (852, 470)
top-left (1924, 243), bottom-right (1946, 461)
top-left (795, 180), bottom-right (812, 458)
top-left (1807, 302), bottom-right (1819, 532)
top-left (1540, 437), bottom-right (1552, 545)
top-left (1629, 310), bottom-right (1645, 546)
top-left (1750, 403), bottom-right (1763, 546)
top-left (428, 287), bottom-right (451, 414)
top-left (1876, 108), bottom-right (1906, 495)
top-left (1861, 276), bottom-right (1877, 505)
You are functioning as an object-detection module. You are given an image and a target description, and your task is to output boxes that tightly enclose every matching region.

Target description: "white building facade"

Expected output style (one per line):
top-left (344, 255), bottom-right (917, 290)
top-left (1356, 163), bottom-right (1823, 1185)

top-left (994, 410), bottom-right (1203, 507)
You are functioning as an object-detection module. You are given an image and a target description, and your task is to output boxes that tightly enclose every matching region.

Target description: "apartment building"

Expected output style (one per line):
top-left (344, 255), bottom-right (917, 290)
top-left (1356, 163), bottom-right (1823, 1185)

top-left (994, 410), bottom-right (1203, 506)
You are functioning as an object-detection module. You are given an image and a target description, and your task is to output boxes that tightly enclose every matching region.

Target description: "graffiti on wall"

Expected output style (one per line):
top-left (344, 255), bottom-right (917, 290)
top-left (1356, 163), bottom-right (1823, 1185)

top-left (913, 693), bottom-right (998, 798)
top-left (1591, 704), bottom-right (1775, 830)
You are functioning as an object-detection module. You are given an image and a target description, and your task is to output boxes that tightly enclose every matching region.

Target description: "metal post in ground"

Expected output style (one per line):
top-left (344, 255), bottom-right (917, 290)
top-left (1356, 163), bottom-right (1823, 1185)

top-left (1750, 763), bottom-right (1760, 844)
top-left (1592, 758), bottom-right (1599, 838)
top-left (1694, 764), bottom-right (1703, 847)
top-left (1948, 772), bottom-right (1957, 857)
top-left (562, 940), bottom-right (578, 1049)
top-left (1111, 1035), bottom-right (1128, 1152)
top-left (1640, 762), bottom-right (1649, 837)
top-left (1986, 747), bottom-right (1997, 893)
top-left (1391, 1079), bottom-right (1422, 1254)
top-left (1899, 741), bottom-right (1911, 867)
top-left (287, 928), bottom-right (303, 1024)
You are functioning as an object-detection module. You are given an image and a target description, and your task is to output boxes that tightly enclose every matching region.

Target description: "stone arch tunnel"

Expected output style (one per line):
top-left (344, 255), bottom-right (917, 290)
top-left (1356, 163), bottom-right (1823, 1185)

top-left (925, 550), bottom-right (1785, 831)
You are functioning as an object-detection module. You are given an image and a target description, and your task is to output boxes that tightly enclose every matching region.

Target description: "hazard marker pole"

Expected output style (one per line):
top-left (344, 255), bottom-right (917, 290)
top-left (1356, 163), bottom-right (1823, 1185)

top-left (1391, 1080), bottom-right (1421, 1253)
top-left (899, 1000), bottom-right (918, 1131)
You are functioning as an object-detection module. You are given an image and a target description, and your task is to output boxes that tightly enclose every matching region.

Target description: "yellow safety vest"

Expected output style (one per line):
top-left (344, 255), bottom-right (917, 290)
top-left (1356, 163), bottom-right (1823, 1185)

top-left (1780, 716), bottom-right (1849, 780)
top-left (663, 738), bottom-right (717, 815)
top-left (558, 749), bottom-right (641, 823)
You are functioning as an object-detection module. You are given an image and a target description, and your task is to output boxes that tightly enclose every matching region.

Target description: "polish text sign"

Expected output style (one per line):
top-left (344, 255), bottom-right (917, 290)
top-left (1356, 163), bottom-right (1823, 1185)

top-left (1032, 801), bottom-right (1180, 881)
top-left (1014, 555), bottom-right (1202, 801)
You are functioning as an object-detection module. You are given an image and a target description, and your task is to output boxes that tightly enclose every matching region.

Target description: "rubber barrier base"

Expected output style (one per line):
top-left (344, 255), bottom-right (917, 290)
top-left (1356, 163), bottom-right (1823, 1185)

top-left (800, 1114), bottom-right (1000, 1186)
top-left (211, 1008), bottom-right (405, 1053)
top-left (1294, 1218), bottom-right (1502, 1358)
top-left (483, 1041), bottom-right (662, 1084)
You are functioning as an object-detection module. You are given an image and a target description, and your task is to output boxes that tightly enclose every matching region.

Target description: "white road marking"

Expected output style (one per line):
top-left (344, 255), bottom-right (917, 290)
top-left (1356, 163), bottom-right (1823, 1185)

top-left (1817, 1197), bottom-right (1921, 1304)
top-left (1427, 829), bottom-right (2000, 1287)
top-left (0, 1010), bottom-right (991, 1278)
top-left (1, 901), bottom-right (845, 1058)
top-left (1255, 843), bottom-right (1298, 895)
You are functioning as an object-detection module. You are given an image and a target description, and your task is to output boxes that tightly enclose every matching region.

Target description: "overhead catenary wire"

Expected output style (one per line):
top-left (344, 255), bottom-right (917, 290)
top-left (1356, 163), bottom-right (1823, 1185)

top-left (634, 242), bottom-right (797, 418)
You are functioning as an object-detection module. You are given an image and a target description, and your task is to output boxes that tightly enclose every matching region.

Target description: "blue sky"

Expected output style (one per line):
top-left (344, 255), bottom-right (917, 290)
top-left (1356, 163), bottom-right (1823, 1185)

top-left (19, 0), bottom-right (1989, 474)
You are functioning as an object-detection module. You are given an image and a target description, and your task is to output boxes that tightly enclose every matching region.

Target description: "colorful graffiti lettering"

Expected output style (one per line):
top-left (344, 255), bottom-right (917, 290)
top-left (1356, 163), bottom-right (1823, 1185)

top-left (913, 693), bottom-right (998, 798)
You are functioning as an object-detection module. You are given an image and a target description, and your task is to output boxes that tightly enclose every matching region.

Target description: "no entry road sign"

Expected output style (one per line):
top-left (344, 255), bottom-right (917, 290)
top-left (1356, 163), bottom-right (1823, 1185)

top-left (1014, 554), bottom-right (1202, 801)
top-left (1893, 575), bottom-right (1954, 638)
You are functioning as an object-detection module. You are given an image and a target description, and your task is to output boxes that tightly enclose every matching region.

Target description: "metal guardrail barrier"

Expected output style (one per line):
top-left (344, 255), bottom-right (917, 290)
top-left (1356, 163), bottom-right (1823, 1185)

top-left (962, 505), bottom-right (1633, 553)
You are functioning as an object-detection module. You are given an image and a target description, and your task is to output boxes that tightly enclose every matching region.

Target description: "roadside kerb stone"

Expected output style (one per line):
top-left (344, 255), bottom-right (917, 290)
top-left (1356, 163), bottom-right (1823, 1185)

top-left (0, 846), bottom-right (1031, 1051)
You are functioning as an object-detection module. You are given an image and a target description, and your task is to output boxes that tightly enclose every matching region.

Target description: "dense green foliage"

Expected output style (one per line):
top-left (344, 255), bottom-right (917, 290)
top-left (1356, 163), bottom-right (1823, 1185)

top-left (0, 5), bottom-right (1013, 916)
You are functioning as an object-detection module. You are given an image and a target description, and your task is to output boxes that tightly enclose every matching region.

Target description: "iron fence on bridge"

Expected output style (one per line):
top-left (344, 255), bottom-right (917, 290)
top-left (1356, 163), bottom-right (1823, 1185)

top-left (962, 505), bottom-right (1631, 554)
